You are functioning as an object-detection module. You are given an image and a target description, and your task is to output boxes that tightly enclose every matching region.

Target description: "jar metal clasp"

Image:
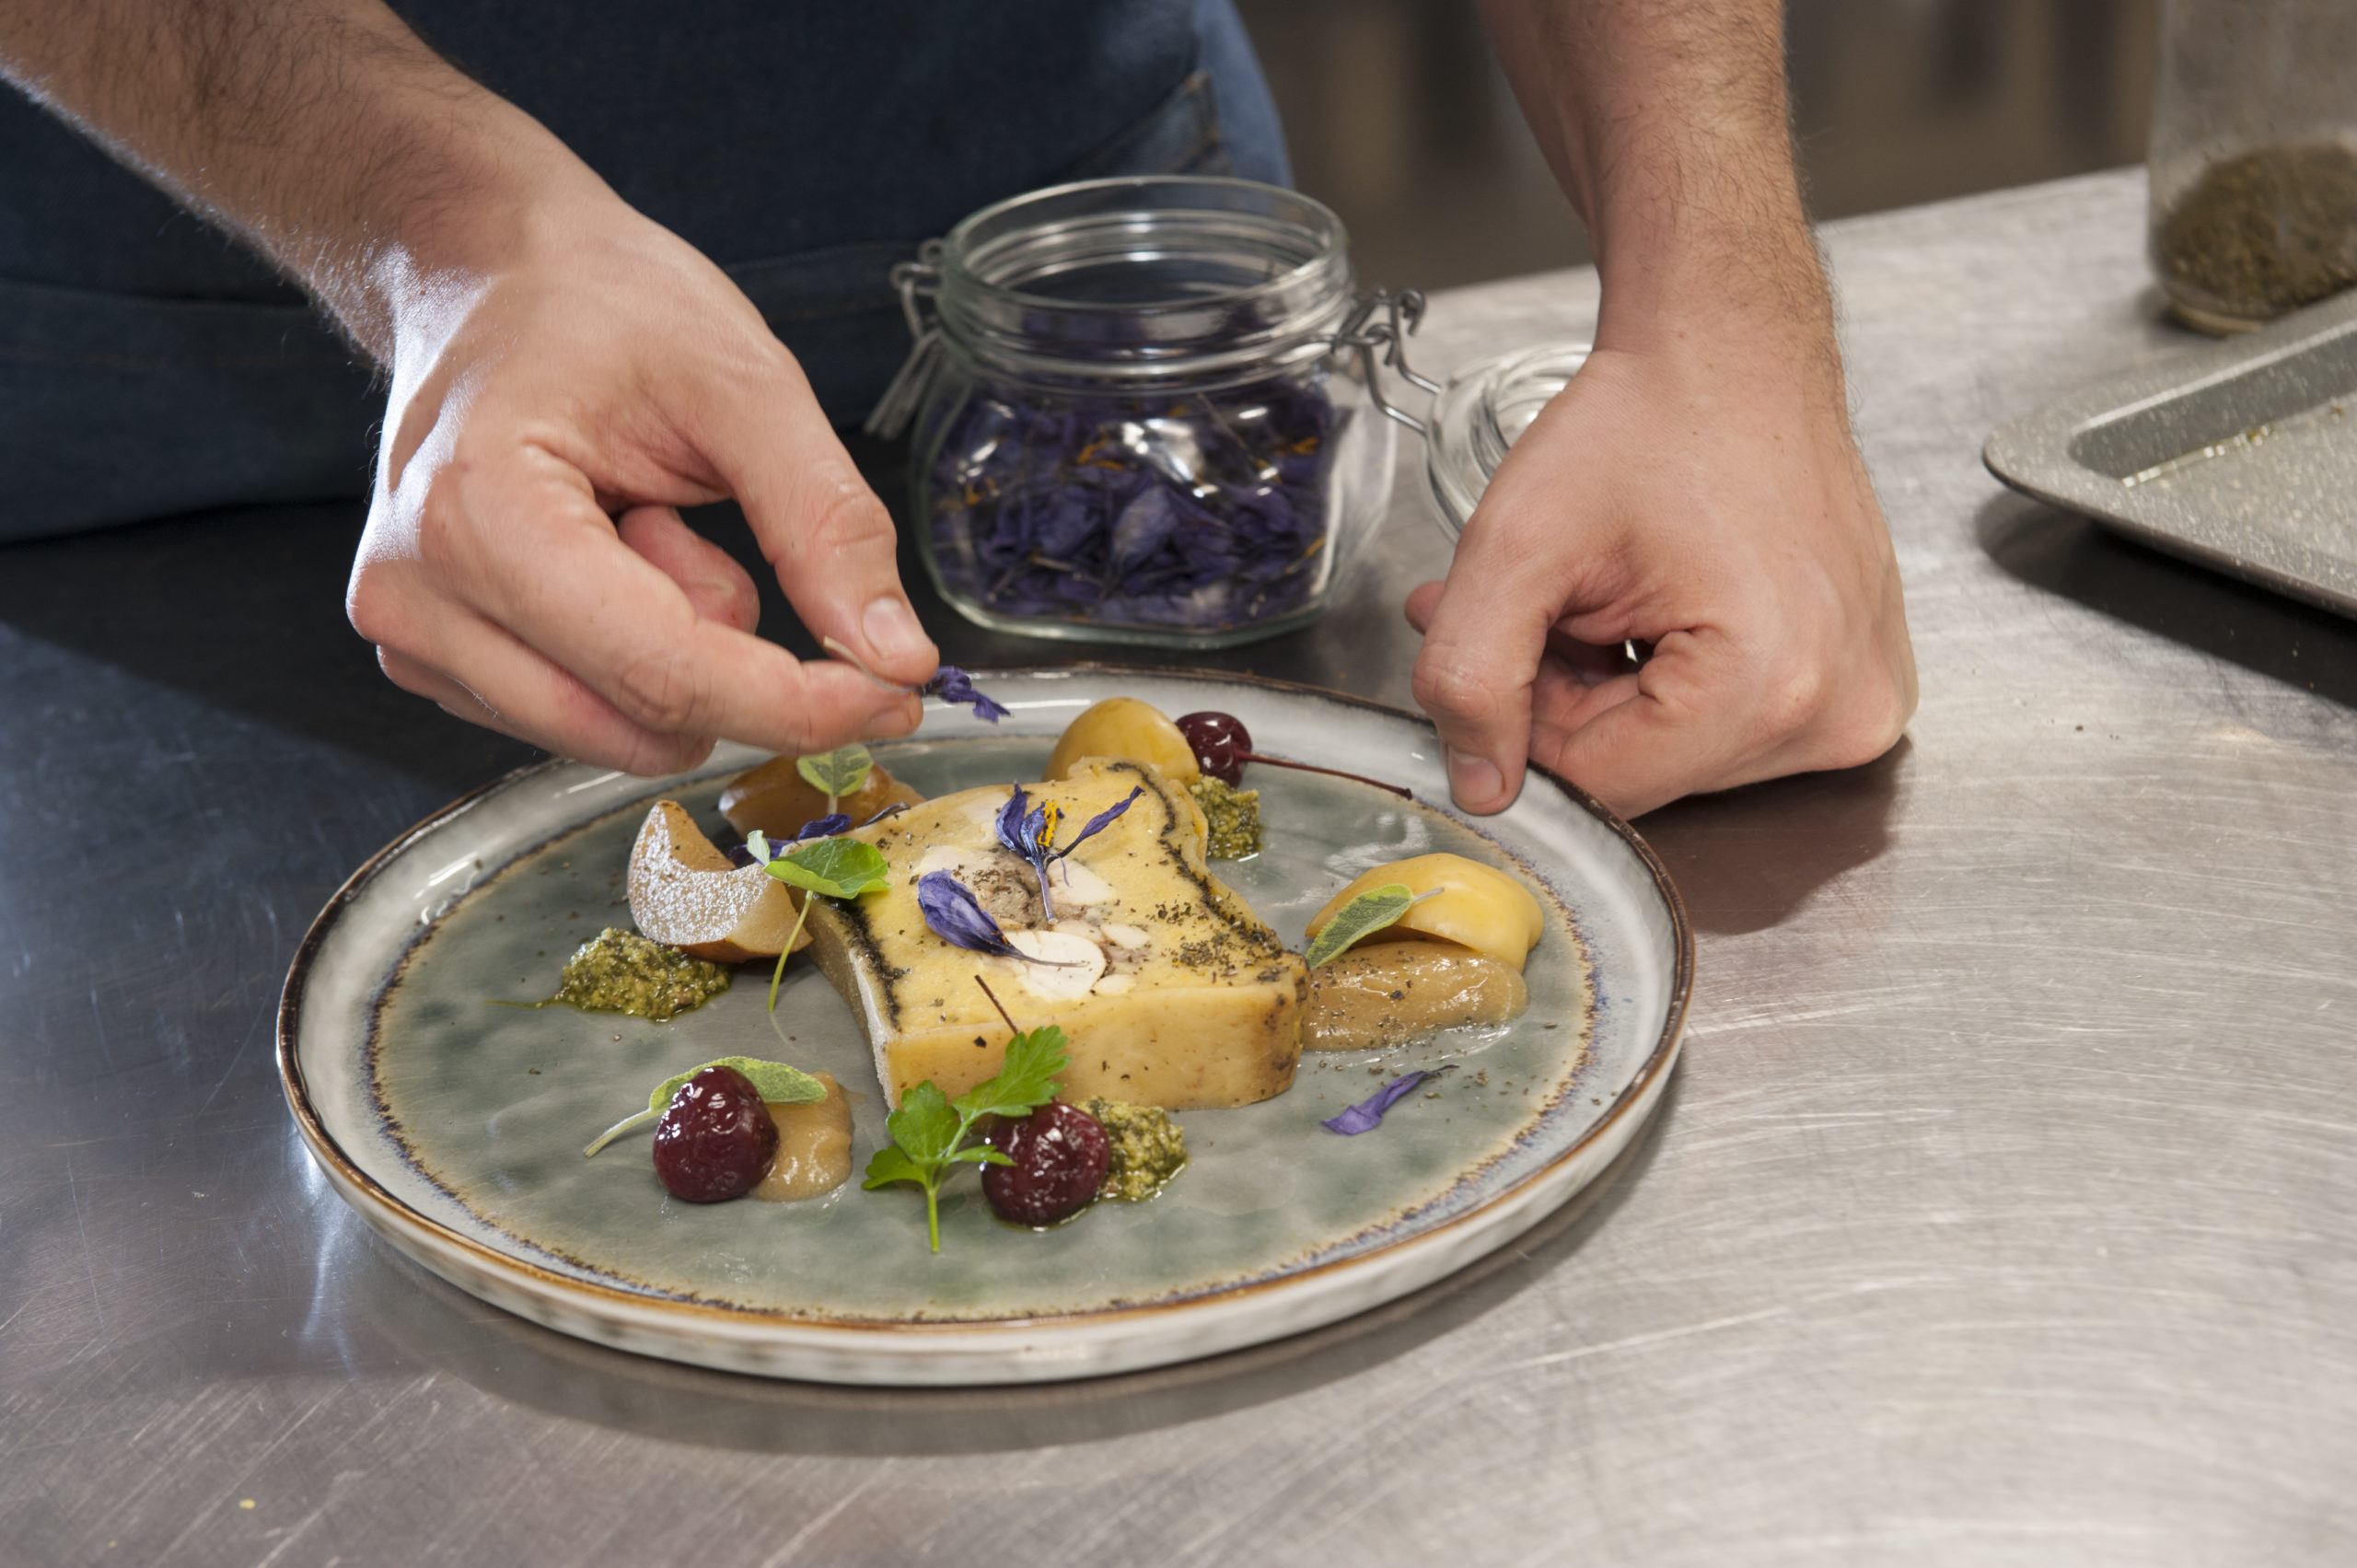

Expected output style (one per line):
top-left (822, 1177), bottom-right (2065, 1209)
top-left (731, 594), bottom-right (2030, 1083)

top-left (865, 243), bottom-right (947, 440)
top-left (1333, 287), bottom-right (1443, 436)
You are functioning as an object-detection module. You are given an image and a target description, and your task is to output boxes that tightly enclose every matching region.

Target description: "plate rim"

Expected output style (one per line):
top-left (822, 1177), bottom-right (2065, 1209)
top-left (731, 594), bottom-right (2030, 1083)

top-left (277, 667), bottom-right (1692, 1345)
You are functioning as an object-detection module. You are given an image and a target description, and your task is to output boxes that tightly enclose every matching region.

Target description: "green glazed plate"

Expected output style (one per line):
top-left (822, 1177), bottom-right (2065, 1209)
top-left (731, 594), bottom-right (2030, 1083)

top-left (279, 669), bottom-right (1690, 1385)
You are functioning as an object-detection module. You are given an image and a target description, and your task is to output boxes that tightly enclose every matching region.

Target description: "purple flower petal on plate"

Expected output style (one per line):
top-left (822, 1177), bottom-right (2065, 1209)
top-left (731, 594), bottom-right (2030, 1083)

top-left (915, 871), bottom-right (1025, 959)
top-left (793, 814), bottom-right (852, 842)
top-left (1321, 1066), bottom-right (1457, 1136)
top-left (1057, 786), bottom-right (1143, 858)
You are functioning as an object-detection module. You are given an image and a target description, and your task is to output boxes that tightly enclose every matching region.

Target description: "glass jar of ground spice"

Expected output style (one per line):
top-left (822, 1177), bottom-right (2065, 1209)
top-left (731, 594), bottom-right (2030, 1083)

top-left (2149, 0), bottom-right (2357, 332)
top-left (869, 178), bottom-right (1432, 647)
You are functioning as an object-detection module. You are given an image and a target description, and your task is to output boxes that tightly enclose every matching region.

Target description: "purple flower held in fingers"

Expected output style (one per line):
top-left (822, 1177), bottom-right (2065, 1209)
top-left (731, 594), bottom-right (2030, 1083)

top-left (1321, 1066), bottom-right (1457, 1136)
top-left (921, 665), bottom-right (1011, 724)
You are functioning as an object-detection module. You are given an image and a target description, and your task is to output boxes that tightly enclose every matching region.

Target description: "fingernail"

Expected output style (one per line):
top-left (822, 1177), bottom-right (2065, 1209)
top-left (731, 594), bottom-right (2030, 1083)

top-left (861, 596), bottom-right (930, 668)
top-left (1446, 747), bottom-right (1502, 807)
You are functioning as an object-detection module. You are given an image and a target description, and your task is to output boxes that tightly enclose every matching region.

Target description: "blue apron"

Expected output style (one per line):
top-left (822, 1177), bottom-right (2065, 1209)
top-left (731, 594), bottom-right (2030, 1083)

top-left (0, 0), bottom-right (1287, 540)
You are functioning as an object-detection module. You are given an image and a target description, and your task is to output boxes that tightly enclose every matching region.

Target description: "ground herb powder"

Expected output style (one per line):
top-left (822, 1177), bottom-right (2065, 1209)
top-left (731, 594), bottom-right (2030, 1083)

top-left (2157, 142), bottom-right (2357, 323)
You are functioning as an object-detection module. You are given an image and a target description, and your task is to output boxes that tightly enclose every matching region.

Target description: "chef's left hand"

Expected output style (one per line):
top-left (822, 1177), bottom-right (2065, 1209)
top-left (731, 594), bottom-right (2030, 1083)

top-left (1404, 312), bottom-right (1917, 819)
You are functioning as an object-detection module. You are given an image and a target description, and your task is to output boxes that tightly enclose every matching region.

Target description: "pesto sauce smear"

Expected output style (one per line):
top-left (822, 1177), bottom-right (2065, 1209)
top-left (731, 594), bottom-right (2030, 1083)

top-left (553, 927), bottom-right (731, 1022)
top-left (1188, 776), bottom-right (1263, 861)
top-left (1083, 1098), bottom-right (1190, 1201)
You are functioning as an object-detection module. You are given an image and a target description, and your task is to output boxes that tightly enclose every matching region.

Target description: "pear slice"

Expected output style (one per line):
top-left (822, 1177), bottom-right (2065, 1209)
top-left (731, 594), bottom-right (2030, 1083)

top-left (719, 757), bottom-right (926, 841)
top-left (625, 800), bottom-right (811, 964)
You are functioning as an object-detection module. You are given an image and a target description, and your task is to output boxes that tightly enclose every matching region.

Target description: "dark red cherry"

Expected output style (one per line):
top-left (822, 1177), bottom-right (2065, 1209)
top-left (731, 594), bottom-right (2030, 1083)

top-left (982, 1102), bottom-right (1111, 1226)
top-left (651, 1065), bottom-right (778, 1202)
top-left (1175, 708), bottom-right (1414, 798)
top-left (1177, 711), bottom-right (1252, 786)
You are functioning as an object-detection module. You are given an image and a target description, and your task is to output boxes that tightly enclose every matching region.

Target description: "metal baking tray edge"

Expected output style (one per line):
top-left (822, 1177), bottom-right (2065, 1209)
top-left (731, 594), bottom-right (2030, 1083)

top-left (1983, 287), bottom-right (2357, 620)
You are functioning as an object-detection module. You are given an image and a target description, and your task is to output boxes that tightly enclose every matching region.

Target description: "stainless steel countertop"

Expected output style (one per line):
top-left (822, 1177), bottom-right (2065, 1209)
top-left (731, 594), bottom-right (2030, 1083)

top-left (4, 168), bottom-right (2352, 1566)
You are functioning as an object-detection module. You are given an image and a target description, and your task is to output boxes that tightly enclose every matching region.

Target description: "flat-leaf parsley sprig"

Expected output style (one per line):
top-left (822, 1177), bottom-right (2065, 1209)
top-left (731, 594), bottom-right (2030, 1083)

top-left (745, 830), bottom-right (892, 1008)
top-left (863, 982), bottom-right (1068, 1252)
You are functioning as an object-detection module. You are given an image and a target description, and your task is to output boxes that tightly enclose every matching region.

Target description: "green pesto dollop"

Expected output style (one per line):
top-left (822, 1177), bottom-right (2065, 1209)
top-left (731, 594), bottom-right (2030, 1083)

top-left (1082, 1098), bottom-right (1189, 1202)
top-left (552, 927), bottom-right (730, 1022)
top-left (1188, 775), bottom-right (1262, 861)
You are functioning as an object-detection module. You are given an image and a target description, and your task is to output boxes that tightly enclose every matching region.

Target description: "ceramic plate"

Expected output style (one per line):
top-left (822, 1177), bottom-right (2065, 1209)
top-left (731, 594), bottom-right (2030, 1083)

top-left (279, 669), bottom-right (1689, 1385)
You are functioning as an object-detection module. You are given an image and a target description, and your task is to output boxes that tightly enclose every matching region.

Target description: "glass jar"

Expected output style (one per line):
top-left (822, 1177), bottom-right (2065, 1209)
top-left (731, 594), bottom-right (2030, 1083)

top-left (1422, 343), bottom-right (1591, 538)
top-left (873, 178), bottom-right (1429, 647)
top-left (2149, 0), bottom-right (2357, 332)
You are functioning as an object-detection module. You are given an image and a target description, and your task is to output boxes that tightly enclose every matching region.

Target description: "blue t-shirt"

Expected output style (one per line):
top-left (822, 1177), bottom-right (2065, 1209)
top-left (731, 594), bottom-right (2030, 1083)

top-left (0, 0), bottom-right (1287, 535)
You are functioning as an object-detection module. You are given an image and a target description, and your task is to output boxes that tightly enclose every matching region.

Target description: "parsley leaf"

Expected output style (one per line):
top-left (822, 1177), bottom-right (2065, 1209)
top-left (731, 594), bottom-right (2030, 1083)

top-left (861, 1020), bottom-right (1069, 1252)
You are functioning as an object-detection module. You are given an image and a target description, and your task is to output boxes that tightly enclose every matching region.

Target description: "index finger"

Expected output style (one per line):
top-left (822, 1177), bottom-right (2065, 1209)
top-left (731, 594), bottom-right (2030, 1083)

top-left (696, 353), bottom-right (939, 690)
top-left (435, 449), bottom-right (921, 756)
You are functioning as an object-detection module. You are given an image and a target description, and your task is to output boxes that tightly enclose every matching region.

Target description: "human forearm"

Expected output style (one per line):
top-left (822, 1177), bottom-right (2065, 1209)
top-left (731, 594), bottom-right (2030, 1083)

top-left (0, 0), bottom-right (586, 355)
top-left (1475, 0), bottom-right (1831, 361)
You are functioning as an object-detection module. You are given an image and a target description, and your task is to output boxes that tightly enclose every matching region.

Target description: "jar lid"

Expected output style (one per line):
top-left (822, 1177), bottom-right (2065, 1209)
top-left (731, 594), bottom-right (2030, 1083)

top-left (1423, 342), bottom-right (1591, 537)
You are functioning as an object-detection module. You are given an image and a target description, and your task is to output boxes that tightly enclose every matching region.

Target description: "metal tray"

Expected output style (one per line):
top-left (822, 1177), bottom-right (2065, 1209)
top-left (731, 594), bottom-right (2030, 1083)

top-left (1984, 287), bottom-right (2357, 619)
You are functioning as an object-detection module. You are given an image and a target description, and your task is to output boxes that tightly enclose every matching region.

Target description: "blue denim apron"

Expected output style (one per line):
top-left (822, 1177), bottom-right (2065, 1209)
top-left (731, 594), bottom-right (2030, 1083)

top-left (0, 0), bottom-right (1288, 540)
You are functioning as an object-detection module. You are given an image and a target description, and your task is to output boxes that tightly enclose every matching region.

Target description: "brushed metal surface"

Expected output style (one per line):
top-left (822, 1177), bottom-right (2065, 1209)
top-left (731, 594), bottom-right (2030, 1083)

top-left (3, 168), bottom-right (2353, 1565)
top-left (1985, 285), bottom-right (2357, 618)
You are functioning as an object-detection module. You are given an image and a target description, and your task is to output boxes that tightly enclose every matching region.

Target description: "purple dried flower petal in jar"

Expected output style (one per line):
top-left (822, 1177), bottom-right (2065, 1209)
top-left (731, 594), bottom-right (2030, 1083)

top-left (871, 178), bottom-right (1433, 648)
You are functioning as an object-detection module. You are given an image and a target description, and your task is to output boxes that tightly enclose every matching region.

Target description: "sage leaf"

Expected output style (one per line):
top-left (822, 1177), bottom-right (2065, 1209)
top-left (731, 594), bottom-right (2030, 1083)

top-left (795, 745), bottom-right (872, 806)
top-left (1306, 883), bottom-right (1440, 967)
top-left (582, 1055), bottom-right (825, 1159)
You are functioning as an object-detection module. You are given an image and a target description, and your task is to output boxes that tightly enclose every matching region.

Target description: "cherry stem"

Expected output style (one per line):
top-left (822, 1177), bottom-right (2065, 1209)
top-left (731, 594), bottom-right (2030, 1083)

top-left (1238, 752), bottom-right (1413, 799)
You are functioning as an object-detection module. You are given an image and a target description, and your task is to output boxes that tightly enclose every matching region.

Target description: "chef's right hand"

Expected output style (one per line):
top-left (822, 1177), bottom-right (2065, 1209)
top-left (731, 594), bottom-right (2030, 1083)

top-left (344, 176), bottom-right (937, 774)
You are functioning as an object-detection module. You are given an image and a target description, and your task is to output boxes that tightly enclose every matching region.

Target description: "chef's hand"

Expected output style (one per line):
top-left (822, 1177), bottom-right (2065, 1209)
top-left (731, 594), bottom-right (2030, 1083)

top-left (1422, 0), bottom-right (1919, 819)
top-left (0, 0), bottom-right (934, 775)
top-left (1405, 318), bottom-right (1916, 819)
top-left (345, 180), bottom-right (935, 774)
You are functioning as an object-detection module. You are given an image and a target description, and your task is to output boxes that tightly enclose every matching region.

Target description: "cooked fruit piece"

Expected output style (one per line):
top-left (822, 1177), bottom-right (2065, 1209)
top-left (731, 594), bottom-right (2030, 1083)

top-left (625, 799), bottom-right (812, 963)
top-left (1305, 853), bottom-right (1546, 970)
top-left (1301, 943), bottom-right (1530, 1050)
top-left (981, 1101), bottom-right (1111, 1225)
top-left (652, 1065), bottom-right (778, 1202)
top-left (799, 759), bottom-right (1305, 1110)
top-left (1044, 697), bottom-right (1202, 785)
top-left (750, 1072), bottom-right (853, 1201)
top-left (719, 755), bottom-right (926, 840)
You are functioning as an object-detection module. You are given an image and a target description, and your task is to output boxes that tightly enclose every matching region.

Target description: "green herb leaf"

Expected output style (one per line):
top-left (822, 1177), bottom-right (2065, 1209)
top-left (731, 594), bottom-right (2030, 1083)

top-left (952, 1025), bottom-right (1068, 1120)
top-left (1306, 883), bottom-right (1436, 967)
top-left (860, 1144), bottom-right (927, 1190)
top-left (646, 1056), bottom-right (826, 1115)
top-left (582, 1056), bottom-right (824, 1159)
top-left (885, 1081), bottom-right (960, 1165)
top-left (795, 745), bottom-right (872, 807)
top-left (865, 1006), bottom-right (1080, 1251)
top-left (762, 837), bottom-right (891, 900)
